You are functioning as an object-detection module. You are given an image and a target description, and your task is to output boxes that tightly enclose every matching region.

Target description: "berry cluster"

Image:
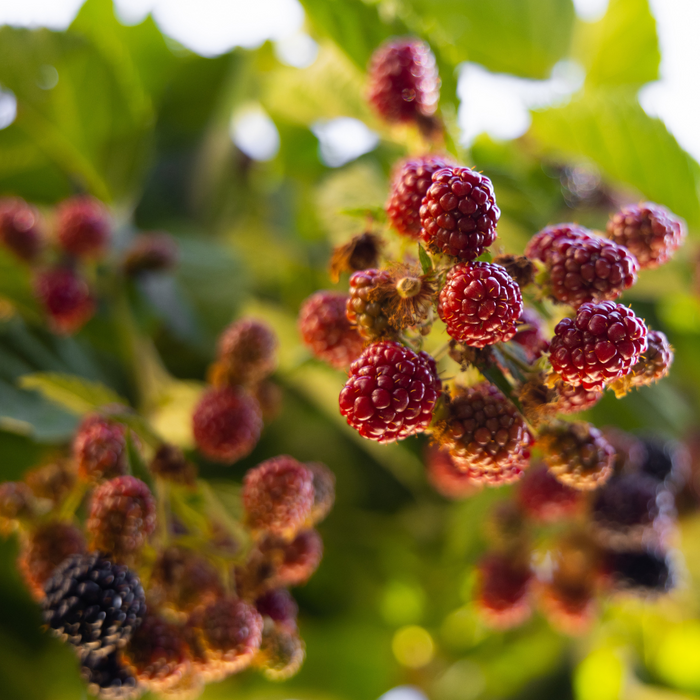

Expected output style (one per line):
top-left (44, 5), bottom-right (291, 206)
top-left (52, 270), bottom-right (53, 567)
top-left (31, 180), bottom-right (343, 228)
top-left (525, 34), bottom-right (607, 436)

top-left (0, 316), bottom-right (334, 699)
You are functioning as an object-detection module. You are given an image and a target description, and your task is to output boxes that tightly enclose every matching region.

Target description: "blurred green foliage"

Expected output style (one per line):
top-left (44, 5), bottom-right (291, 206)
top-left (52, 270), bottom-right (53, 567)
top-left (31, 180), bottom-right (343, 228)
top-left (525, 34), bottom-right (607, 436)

top-left (0, 0), bottom-right (699, 699)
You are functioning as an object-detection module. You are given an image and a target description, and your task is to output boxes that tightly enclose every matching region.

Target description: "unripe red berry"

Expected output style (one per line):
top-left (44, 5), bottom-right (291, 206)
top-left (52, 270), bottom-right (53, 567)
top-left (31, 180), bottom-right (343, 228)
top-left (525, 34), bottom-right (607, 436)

top-left (386, 155), bottom-right (454, 238)
top-left (424, 444), bottom-right (482, 499)
top-left (420, 166), bottom-right (499, 260)
top-left (122, 232), bottom-right (178, 275)
top-left (255, 589), bottom-right (298, 631)
top-left (339, 340), bottom-right (441, 443)
top-left (24, 457), bottom-right (77, 506)
top-left (216, 318), bottom-right (277, 386)
top-left (438, 261), bottom-right (523, 347)
top-left (525, 223), bottom-right (590, 263)
top-left (87, 476), bottom-right (157, 560)
top-left (56, 195), bottom-right (110, 258)
top-left (255, 621), bottom-right (306, 681)
top-left (540, 421), bottom-right (614, 491)
top-left (260, 529), bottom-right (324, 588)
top-left (611, 329), bottom-right (673, 396)
top-left (554, 381), bottom-right (603, 414)
top-left (607, 202), bottom-right (686, 269)
top-left (73, 414), bottom-right (128, 482)
top-left (367, 38), bottom-right (439, 124)
top-left (517, 463), bottom-right (582, 523)
top-left (34, 267), bottom-right (95, 334)
top-left (549, 301), bottom-right (648, 391)
top-left (0, 481), bottom-right (35, 534)
top-left (0, 197), bottom-right (43, 261)
top-left (192, 387), bottom-right (262, 464)
top-left (538, 580), bottom-right (596, 635)
top-left (298, 291), bottom-right (364, 370)
top-left (475, 554), bottom-right (532, 629)
top-left (17, 521), bottom-right (85, 600)
top-left (242, 456), bottom-right (314, 536)
top-left (346, 269), bottom-right (393, 340)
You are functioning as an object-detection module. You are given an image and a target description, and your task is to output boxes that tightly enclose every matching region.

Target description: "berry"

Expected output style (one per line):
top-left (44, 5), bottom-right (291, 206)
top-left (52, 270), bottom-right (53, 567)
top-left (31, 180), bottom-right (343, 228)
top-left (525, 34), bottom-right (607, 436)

top-left (517, 464), bottom-right (582, 523)
top-left (0, 481), bottom-right (35, 534)
top-left (602, 547), bottom-right (675, 595)
top-left (87, 476), bottom-right (157, 560)
top-left (524, 223), bottom-right (590, 263)
top-left (299, 291), bottom-right (365, 370)
top-left (260, 529), bottom-right (324, 588)
top-left (18, 521), bottom-right (86, 600)
top-left (436, 383), bottom-right (531, 484)
top-left (148, 547), bottom-right (223, 616)
top-left (638, 437), bottom-right (689, 491)
top-left (438, 261), bottom-right (523, 347)
top-left (255, 589), bottom-right (298, 631)
top-left (43, 552), bottom-right (146, 657)
top-left (544, 232), bottom-right (639, 307)
top-left (549, 301), bottom-right (648, 391)
top-left (148, 444), bottom-right (197, 487)
top-left (614, 329), bottom-right (673, 393)
top-left (24, 457), bottom-right (76, 505)
top-left (35, 267), bottom-right (95, 334)
top-left (0, 197), bottom-right (42, 261)
top-left (255, 623), bottom-right (306, 681)
top-left (607, 202), bottom-right (686, 269)
top-left (554, 381), bottom-right (603, 414)
top-left (346, 269), bottom-right (393, 340)
top-left (190, 597), bottom-right (263, 680)
top-left (216, 318), bottom-right (277, 386)
top-left (306, 461), bottom-right (336, 525)
top-left (121, 614), bottom-right (191, 692)
top-left (156, 669), bottom-right (204, 700)
top-left (424, 444), bottom-right (482, 499)
top-left (192, 386), bottom-right (262, 463)
top-left (386, 155), bottom-right (454, 238)
top-left (539, 580), bottom-right (595, 636)
top-left (475, 554), bottom-right (532, 629)
top-left (512, 308), bottom-right (550, 362)
top-left (80, 651), bottom-right (141, 700)
top-left (74, 414), bottom-right (128, 482)
top-left (122, 232), bottom-right (178, 276)
top-left (242, 456), bottom-right (314, 536)
top-left (419, 166), bottom-right (499, 260)
top-left (367, 38), bottom-right (439, 124)
top-left (56, 195), bottom-right (110, 258)
top-left (540, 421), bottom-right (614, 491)
top-left (339, 340), bottom-right (441, 443)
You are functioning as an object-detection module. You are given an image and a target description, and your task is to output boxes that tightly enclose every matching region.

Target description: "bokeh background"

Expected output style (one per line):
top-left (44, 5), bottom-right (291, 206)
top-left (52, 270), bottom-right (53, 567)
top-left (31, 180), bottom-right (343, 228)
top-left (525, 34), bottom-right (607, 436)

top-left (0, 1), bottom-right (699, 699)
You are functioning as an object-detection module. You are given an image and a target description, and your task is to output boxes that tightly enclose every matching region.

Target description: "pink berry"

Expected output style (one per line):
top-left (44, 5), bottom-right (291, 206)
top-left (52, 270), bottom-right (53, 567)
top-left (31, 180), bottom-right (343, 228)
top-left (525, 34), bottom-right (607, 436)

top-left (34, 267), bottom-right (95, 334)
top-left (0, 197), bottom-right (42, 261)
top-left (56, 195), bottom-right (110, 258)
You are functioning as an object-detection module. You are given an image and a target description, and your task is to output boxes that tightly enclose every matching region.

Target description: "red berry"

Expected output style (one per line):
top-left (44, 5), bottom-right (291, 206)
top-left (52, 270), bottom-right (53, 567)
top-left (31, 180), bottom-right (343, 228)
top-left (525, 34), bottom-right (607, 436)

top-left (216, 318), bottom-right (277, 386)
top-left (512, 308), bottom-right (550, 362)
top-left (517, 463), bottom-right (582, 523)
top-left (34, 267), bottom-right (95, 334)
top-left (0, 481), bottom-right (35, 534)
top-left (475, 554), bottom-right (532, 629)
top-left (339, 340), bottom-right (441, 443)
top-left (419, 166), bottom-right (499, 260)
top-left (438, 261), bottom-right (523, 347)
top-left (555, 381), bottom-right (603, 414)
top-left (87, 476), bottom-right (157, 560)
top-left (24, 458), bottom-right (76, 506)
top-left (436, 383), bottom-right (531, 484)
top-left (299, 291), bottom-right (365, 370)
top-left (306, 461), bottom-right (335, 525)
top-left (255, 624), bottom-right (306, 681)
top-left (255, 589), bottom-right (298, 631)
top-left (538, 580), bottom-right (595, 635)
top-left (549, 301), bottom-right (648, 391)
top-left (121, 614), bottom-right (191, 692)
top-left (56, 195), bottom-right (110, 258)
top-left (367, 38), bottom-right (439, 124)
top-left (607, 202), bottom-right (686, 269)
top-left (122, 232), bottom-right (178, 275)
top-left (73, 414), bottom-right (128, 482)
top-left (272, 528), bottom-right (324, 587)
top-left (346, 269), bottom-right (393, 340)
top-left (386, 155), bottom-right (454, 238)
top-left (626, 329), bottom-right (673, 389)
top-left (0, 197), bottom-right (43, 261)
top-left (524, 223), bottom-right (590, 263)
top-left (192, 387), bottom-right (262, 463)
top-left (424, 444), bottom-right (482, 499)
top-left (540, 421), bottom-right (614, 491)
top-left (17, 521), bottom-right (85, 600)
top-left (242, 456), bottom-right (314, 536)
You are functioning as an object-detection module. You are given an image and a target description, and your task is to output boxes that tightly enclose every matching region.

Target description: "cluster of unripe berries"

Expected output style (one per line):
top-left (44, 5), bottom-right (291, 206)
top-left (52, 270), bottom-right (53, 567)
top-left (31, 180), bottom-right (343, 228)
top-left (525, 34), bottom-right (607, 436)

top-left (299, 35), bottom-right (685, 497)
top-left (468, 431), bottom-right (687, 634)
top-left (0, 195), bottom-right (178, 334)
top-left (0, 316), bottom-right (333, 699)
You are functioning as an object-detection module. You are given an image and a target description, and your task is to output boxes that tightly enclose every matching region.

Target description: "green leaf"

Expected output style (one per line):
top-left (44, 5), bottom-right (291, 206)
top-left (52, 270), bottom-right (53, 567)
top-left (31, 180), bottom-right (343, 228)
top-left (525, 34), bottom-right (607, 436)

top-left (418, 243), bottom-right (433, 274)
top-left (18, 372), bottom-right (128, 415)
top-left (576, 0), bottom-right (660, 88)
top-left (399, 0), bottom-right (576, 80)
top-left (339, 205), bottom-right (388, 222)
top-left (529, 89), bottom-right (700, 228)
top-left (0, 248), bottom-right (41, 323)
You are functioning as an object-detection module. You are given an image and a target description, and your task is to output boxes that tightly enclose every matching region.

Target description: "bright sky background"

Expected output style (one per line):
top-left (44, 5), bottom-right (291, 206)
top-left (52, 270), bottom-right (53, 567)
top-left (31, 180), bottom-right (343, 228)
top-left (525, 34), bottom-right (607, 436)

top-left (0, 0), bottom-right (697, 168)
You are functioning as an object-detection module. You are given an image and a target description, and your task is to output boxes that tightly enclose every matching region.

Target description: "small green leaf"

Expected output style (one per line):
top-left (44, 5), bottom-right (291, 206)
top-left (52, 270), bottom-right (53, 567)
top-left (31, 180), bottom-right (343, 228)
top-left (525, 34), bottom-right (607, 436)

top-left (338, 205), bottom-right (388, 222)
top-left (418, 244), bottom-right (433, 274)
top-left (18, 372), bottom-right (127, 415)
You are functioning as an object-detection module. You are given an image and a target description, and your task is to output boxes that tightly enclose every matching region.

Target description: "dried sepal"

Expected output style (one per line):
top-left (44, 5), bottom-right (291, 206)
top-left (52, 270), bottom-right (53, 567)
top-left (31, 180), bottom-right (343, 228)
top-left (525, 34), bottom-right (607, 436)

top-left (329, 232), bottom-right (383, 282)
top-left (492, 254), bottom-right (536, 289)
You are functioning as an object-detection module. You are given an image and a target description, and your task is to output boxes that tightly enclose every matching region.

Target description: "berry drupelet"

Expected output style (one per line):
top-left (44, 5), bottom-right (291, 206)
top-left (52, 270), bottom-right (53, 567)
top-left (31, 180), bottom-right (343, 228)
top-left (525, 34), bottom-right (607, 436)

top-left (339, 340), bottom-right (441, 443)
top-left (346, 269), bottom-right (393, 340)
top-left (192, 386), bottom-right (262, 463)
top-left (386, 155), bottom-right (454, 238)
top-left (607, 202), bottom-right (686, 269)
top-left (438, 261), bottom-right (523, 347)
top-left (298, 291), bottom-right (364, 369)
top-left (549, 301), bottom-right (648, 391)
top-left (0, 197), bottom-right (43, 261)
top-left (420, 166), bottom-right (500, 260)
top-left (554, 381), bottom-right (603, 414)
top-left (56, 195), bottom-right (110, 259)
top-left (34, 267), bottom-right (95, 335)
top-left (367, 38), bottom-right (439, 124)
top-left (42, 552), bottom-right (146, 657)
